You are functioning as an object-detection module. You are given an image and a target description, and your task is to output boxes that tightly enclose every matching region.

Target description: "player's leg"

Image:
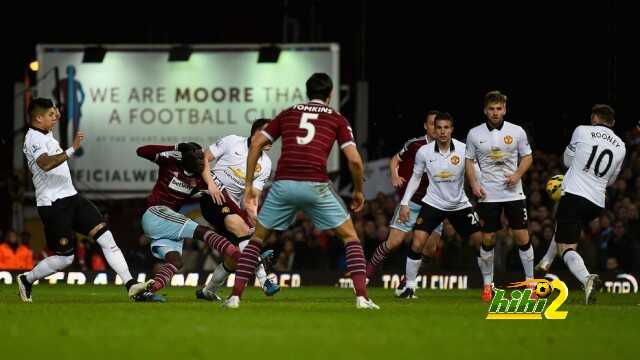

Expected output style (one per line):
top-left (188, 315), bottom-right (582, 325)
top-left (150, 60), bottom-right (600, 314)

top-left (505, 200), bottom-right (535, 294)
top-left (72, 195), bottom-right (140, 296)
top-left (476, 202), bottom-right (501, 302)
top-left (421, 223), bottom-right (443, 258)
top-left (148, 251), bottom-right (183, 294)
top-left (302, 181), bottom-right (377, 309)
top-left (397, 203), bottom-right (444, 298)
top-left (19, 198), bottom-right (75, 302)
top-left (366, 201), bottom-right (421, 278)
top-left (556, 193), bottom-right (602, 304)
top-left (224, 180), bottom-right (296, 308)
top-left (536, 232), bottom-right (557, 272)
top-left (200, 214), bottom-right (278, 300)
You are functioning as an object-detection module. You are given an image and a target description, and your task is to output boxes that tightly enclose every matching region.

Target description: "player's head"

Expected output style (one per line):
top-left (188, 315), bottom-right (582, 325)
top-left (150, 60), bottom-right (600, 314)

top-left (28, 98), bottom-right (58, 131)
top-left (306, 73), bottom-right (333, 103)
top-left (434, 112), bottom-right (454, 144)
top-left (250, 118), bottom-right (273, 151)
top-left (424, 110), bottom-right (439, 140)
top-left (590, 104), bottom-right (615, 127)
top-left (483, 90), bottom-right (507, 126)
top-left (180, 142), bottom-right (204, 174)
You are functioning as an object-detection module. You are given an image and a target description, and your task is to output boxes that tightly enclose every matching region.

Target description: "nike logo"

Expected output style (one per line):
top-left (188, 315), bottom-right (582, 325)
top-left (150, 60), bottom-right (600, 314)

top-left (234, 152), bottom-right (242, 156)
top-left (479, 140), bottom-right (487, 144)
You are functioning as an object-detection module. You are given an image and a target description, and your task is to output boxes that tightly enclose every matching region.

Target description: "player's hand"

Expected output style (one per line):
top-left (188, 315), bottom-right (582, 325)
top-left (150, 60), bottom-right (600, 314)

top-left (351, 191), bottom-right (365, 212)
top-left (472, 183), bottom-right (486, 199)
top-left (398, 205), bottom-right (410, 223)
top-left (391, 175), bottom-right (406, 188)
top-left (208, 184), bottom-right (225, 205)
top-left (245, 200), bottom-right (258, 224)
top-left (244, 186), bottom-right (259, 212)
top-left (72, 132), bottom-right (85, 150)
top-left (505, 173), bottom-right (520, 188)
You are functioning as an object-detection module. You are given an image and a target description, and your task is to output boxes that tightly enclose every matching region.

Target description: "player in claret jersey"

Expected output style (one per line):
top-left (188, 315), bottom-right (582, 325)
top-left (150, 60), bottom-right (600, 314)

top-left (223, 73), bottom-right (378, 309)
top-left (135, 142), bottom-right (270, 301)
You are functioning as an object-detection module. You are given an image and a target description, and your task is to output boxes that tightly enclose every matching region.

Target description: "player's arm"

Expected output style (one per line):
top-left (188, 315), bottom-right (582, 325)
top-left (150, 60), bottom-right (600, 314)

top-left (201, 159), bottom-right (225, 205)
top-left (608, 151), bottom-right (626, 186)
top-left (136, 144), bottom-right (176, 162)
top-left (342, 144), bottom-right (365, 212)
top-left (506, 128), bottom-right (534, 187)
top-left (465, 158), bottom-right (485, 199)
top-left (398, 148), bottom-right (426, 222)
top-left (36, 131), bottom-right (84, 172)
top-left (563, 127), bottom-right (581, 168)
top-left (244, 132), bottom-right (271, 210)
top-left (389, 154), bottom-right (405, 188)
top-left (505, 154), bottom-right (533, 187)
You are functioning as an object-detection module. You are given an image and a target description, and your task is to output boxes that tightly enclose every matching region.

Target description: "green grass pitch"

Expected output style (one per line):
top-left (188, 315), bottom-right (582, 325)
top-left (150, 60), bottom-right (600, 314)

top-left (1, 285), bottom-right (638, 360)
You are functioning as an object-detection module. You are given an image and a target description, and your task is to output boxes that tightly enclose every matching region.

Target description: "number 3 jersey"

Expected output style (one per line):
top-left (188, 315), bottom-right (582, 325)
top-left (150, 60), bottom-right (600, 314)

top-left (562, 125), bottom-right (626, 207)
top-left (261, 100), bottom-right (355, 182)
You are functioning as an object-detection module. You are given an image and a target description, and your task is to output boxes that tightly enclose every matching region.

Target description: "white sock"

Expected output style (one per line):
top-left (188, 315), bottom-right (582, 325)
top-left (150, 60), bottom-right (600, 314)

top-left (97, 230), bottom-right (133, 284)
top-left (478, 247), bottom-right (494, 285)
top-left (563, 250), bottom-right (589, 286)
top-left (519, 242), bottom-right (535, 280)
top-left (25, 255), bottom-right (74, 283)
top-left (239, 238), bottom-right (268, 287)
top-left (405, 257), bottom-right (422, 289)
top-left (542, 236), bottom-right (557, 264)
top-left (205, 263), bottom-right (231, 293)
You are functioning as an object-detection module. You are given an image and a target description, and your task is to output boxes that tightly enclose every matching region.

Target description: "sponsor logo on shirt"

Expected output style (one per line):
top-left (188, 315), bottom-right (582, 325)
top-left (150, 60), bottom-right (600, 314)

top-left (489, 148), bottom-right (506, 161)
top-left (435, 170), bottom-right (455, 179)
top-left (168, 177), bottom-right (195, 195)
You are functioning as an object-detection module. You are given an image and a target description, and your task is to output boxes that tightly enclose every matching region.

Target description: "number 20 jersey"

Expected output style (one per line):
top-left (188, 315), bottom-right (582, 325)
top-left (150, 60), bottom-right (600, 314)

top-left (563, 125), bottom-right (626, 207)
top-left (261, 100), bottom-right (355, 182)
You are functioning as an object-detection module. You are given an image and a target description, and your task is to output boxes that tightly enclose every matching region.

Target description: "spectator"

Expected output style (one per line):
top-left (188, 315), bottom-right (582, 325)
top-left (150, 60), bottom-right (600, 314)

top-left (0, 229), bottom-right (34, 270)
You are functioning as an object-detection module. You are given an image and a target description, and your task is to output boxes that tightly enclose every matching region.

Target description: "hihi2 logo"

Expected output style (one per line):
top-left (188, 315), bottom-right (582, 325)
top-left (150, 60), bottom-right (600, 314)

top-left (486, 279), bottom-right (568, 320)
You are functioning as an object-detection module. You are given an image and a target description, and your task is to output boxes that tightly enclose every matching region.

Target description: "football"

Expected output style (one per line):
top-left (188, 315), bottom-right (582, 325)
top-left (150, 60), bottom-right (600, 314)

top-left (546, 175), bottom-right (564, 202)
top-left (535, 280), bottom-right (553, 298)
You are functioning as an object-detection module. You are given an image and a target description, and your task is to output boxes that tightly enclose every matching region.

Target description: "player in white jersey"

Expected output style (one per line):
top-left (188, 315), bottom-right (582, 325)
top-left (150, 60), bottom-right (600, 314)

top-left (556, 104), bottom-right (625, 304)
top-left (398, 113), bottom-right (483, 298)
top-left (17, 98), bottom-right (149, 302)
top-left (465, 91), bottom-right (534, 302)
top-left (197, 119), bottom-right (279, 300)
top-left (364, 111), bottom-right (444, 297)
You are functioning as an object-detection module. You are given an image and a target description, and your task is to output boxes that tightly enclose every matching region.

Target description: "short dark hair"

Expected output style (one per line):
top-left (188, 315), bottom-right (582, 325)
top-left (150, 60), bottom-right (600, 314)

top-left (28, 98), bottom-right (54, 120)
top-left (591, 104), bottom-right (615, 125)
top-left (250, 118), bottom-right (271, 136)
top-left (306, 73), bottom-right (333, 100)
top-left (484, 91), bottom-right (507, 107)
top-left (435, 112), bottom-right (454, 126)
top-left (425, 110), bottom-right (440, 123)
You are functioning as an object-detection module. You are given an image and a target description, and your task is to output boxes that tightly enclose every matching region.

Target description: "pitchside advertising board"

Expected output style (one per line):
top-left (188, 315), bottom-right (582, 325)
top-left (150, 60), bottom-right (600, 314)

top-left (35, 44), bottom-right (340, 198)
top-left (1, 271), bottom-right (637, 294)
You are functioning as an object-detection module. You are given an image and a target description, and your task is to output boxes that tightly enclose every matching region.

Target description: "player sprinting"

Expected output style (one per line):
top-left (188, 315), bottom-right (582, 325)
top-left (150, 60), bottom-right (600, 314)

top-left (398, 113), bottom-right (484, 298)
top-left (465, 91), bottom-right (535, 302)
top-left (136, 142), bottom-right (268, 301)
top-left (555, 104), bottom-right (625, 304)
top-left (364, 110), bottom-right (443, 297)
top-left (196, 118), bottom-right (279, 300)
top-left (223, 73), bottom-right (378, 309)
top-left (18, 98), bottom-right (149, 302)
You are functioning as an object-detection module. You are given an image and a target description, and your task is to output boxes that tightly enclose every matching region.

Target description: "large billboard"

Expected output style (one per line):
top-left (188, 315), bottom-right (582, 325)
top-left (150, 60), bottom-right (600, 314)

top-left (35, 44), bottom-right (340, 197)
